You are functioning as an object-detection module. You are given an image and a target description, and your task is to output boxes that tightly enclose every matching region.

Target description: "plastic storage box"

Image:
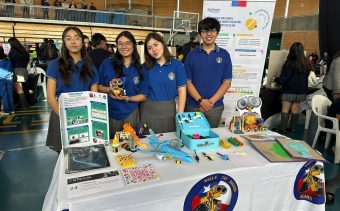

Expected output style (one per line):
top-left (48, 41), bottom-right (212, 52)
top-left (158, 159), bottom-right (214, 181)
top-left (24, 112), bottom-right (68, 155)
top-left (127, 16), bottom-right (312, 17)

top-left (175, 112), bottom-right (219, 151)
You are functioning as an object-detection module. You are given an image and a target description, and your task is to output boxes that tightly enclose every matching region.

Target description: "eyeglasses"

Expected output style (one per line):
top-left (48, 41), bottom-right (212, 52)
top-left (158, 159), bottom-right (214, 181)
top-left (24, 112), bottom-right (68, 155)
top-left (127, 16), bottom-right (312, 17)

top-left (117, 41), bottom-right (133, 48)
top-left (201, 29), bottom-right (217, 34)
top-left (64, 36), bottom-right (82, 42)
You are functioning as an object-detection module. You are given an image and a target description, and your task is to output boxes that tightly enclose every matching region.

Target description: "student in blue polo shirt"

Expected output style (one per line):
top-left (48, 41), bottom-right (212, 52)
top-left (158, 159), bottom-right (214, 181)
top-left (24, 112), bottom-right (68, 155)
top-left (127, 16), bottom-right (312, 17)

top-left (141, 32), bottom-right (187, 134)
top-left (185, 17), bottom-right (232, 128)
top-left (98, 31), bottom-right (149, 136)
top-left (46, 26), bottom-right (99, 152)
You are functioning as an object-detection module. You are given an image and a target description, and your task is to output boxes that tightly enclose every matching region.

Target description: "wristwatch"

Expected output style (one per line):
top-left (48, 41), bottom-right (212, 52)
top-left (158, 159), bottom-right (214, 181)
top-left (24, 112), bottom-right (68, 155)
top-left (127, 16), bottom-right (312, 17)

top-left (197, 97), bottom-right (203, 104)
top-left (126, 96), bottom-right (131, 102)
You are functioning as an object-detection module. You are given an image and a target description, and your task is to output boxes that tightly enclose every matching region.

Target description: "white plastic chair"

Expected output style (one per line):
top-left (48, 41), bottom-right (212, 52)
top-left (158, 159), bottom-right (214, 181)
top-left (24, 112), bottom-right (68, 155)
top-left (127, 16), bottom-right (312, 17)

top-left (36, 67), bottom-right (47, 100)
top-left (311, 95), bottom-right (340, 163)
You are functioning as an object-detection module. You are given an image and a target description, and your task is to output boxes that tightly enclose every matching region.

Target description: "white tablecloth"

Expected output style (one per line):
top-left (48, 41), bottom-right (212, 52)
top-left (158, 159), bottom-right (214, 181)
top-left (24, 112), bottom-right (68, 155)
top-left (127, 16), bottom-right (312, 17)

top-left (42, 128), bottom-right (325, 211)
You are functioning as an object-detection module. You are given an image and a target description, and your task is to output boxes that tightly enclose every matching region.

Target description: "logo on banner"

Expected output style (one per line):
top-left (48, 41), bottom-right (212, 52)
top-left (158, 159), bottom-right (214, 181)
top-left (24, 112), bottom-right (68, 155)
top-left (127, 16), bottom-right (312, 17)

top-left (294, 161), bottom-right (325, 204)
top-left (246, 9), bottom-right (271, 31)
top-left (184, 173), bottom-right (238, 211)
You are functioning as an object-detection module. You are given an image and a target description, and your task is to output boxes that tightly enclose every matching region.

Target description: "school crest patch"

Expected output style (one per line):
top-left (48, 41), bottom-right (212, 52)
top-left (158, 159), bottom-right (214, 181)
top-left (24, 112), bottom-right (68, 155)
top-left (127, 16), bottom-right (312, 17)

top-left (216, 57), bottom-right (222, 63)
top-left (168, 72), bottom-right (175, 80)
top-left (184, 173), bottom-right (238, 211)
top-left (133, 77), bottom-right (140, 84)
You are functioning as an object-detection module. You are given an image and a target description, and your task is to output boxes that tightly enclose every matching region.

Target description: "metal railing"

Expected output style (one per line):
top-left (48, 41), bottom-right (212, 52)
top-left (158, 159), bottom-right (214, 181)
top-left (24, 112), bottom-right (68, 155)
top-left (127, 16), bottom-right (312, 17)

top-left (0, 3), bottom-right (195, 31)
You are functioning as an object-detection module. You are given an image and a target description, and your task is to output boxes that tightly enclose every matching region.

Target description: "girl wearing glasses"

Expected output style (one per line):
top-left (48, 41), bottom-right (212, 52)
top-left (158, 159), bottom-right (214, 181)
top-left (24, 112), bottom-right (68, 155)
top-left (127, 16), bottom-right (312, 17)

top-left (141, 32), bottom-right (187, 133)
top-left (46, 26), bottom-right (99, 152)
top-left (98, 31), bottom-right (149, 136)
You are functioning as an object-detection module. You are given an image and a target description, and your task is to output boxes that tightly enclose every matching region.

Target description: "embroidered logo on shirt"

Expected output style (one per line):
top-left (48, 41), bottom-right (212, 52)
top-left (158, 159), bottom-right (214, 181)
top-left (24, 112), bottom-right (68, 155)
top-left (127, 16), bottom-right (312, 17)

top-left (168, 72), bottom-right (175, 80)
top-left (133, 77), bottom-right (140, 84)
top-left (216, 57), bottom-right (222, 63)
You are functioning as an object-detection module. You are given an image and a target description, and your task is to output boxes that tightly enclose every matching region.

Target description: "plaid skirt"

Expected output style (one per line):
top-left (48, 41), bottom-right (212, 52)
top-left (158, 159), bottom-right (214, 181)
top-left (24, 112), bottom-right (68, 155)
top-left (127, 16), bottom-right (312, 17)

top-left (281, 93), bottom-right (307, 102)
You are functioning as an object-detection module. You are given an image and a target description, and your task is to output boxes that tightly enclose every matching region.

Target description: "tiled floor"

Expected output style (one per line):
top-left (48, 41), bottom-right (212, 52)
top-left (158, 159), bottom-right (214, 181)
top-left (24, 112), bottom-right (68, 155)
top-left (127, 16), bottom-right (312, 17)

top-left (0, 103), bottom-right (339, 211)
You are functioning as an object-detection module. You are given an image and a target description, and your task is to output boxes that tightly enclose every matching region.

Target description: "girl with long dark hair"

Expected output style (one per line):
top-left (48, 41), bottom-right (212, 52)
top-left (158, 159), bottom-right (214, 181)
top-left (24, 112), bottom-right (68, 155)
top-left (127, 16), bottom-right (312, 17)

top-left (46, 26), bottom-right (99, 152)
top-left (274, 42), bottom-right (312, 133)
top-left (141, 32), bottom-right (186, 133)
top-left (98, 31), bottom-right (149, 136)
top-left (8, 37), bottom-right (30, 109)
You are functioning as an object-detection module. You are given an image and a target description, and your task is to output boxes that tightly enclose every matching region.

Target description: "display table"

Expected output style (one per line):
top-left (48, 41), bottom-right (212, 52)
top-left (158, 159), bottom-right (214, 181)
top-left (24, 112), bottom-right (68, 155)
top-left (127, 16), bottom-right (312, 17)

top-left (42, 128), bottom-right (325, 211)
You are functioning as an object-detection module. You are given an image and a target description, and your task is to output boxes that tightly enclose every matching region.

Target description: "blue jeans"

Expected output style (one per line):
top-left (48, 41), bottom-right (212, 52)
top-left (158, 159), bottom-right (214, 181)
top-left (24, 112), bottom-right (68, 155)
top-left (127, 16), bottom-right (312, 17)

top-left (0, 79), bottom-right (14, 113)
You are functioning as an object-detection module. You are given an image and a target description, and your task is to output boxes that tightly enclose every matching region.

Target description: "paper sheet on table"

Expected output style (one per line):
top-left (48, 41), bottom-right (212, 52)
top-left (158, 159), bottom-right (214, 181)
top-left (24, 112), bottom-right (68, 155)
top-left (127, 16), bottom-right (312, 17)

top-left (226, 147), bottom-right (263, 167)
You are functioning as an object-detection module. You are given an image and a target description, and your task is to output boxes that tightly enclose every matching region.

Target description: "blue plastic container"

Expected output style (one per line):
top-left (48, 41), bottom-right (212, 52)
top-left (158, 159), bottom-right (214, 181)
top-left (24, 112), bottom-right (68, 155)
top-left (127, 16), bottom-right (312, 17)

top-left (176, 112), bottom-right (219, 151)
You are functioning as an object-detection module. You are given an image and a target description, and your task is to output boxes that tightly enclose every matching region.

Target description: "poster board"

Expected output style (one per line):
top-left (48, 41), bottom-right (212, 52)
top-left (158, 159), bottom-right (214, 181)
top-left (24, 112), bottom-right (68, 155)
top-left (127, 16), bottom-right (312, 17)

top-left (266, 50), bottom-right (288, 89)
top-left (59, 91), bottom-right (110, 148)
top-left (203, 0), bottom-right (277, 121)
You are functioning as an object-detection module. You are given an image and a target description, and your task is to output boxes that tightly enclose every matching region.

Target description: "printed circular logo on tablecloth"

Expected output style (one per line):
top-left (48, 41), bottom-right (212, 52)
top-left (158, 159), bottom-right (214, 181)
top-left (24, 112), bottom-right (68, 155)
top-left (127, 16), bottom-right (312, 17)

top-left (184, 173), bottom-right (238, 211)
top-left (294, 161), bottom-right (325, 204)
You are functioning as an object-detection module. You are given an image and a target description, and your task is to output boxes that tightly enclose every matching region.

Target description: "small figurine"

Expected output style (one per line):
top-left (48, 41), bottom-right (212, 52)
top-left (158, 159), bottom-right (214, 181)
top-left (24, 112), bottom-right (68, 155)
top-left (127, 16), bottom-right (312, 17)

top-left (109, 77), bottom-right (126, 96)
top-left (123, 123), bottom-right (147, 148)
top-left (112, 135), bottom-right (120, 153)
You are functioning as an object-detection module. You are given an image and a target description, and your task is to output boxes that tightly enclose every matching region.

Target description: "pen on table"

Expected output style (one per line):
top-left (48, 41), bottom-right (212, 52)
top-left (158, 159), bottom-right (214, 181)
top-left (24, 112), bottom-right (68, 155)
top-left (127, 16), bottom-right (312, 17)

top-left (202, 152), bottom-right (213, 161)
top-left (216, 152), bottom-right (229, 160)
top-left (194, 150), bottom-right (199, 163)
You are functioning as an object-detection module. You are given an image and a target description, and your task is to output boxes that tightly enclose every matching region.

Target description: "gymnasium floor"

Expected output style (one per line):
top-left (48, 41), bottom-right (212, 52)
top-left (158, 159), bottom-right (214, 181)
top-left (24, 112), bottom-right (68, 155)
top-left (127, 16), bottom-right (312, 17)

top-left (0, 101), bottom-right (339, 211)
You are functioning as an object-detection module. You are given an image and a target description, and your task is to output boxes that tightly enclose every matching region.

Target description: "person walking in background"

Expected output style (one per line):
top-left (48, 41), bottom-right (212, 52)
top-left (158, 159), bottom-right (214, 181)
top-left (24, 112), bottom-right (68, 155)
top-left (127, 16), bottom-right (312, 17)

top-left (320, 51), bottom-right (331, 75)
top-left (53, 0), bottom-right (62, 20)
top-left (323, 51), bottom-right (340, 102)
top-left (8, 37), bottom-right (30, 109)
top-left (41, 0), bottom-right (50, 19)
top-left (44, 39), bottom-right (59, 63)
top-left (273, 42), bottom-right (313, 133)
top-left (83, 35), bottom-right (92, 53)
top-left (88, 33), bottom-right (111, 69)
top-left (89, 1), bottom-right (96, 22)
top-left (61, 0), bottom-right (69, 20)
top-left (184, 17), bottom-right (232, 128)
top-left (5, 0), bottom-right (15, 17)
top-left (98, 31), bottom-right (149, 136)
top-left (0, 46), bottom-right (15, 115)
top-left (140, 32), bottom-right (186, 134)
top-left (182, 31), bottom-right (199, 63)
top-left (46, 26), bottom-right (99, 153)
top-left (21, 0), bottom-right (31, 18)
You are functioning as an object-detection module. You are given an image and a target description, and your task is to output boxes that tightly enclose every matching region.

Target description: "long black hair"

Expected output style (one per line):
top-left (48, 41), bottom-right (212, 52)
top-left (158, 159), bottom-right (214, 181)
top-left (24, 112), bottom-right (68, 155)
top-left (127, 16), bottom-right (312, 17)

top-left (0, 46), bottom-right (7, 60)
top-left (286, 42), bottom-right (312, 74)
top-left (8, 37), bottom-right (27, 55)
top-left (114, 31), bottom-right (142, 77)
top-left (144, 32), bottom-right (173, 70)
top-left (59, 26), bottom-right (93, 86)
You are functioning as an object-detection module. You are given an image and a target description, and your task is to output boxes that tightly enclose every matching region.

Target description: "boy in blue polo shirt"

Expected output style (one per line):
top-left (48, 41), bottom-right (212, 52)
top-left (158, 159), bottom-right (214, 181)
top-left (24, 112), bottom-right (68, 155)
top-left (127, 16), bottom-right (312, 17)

top-left (185, 17), bottom-right (232, 127)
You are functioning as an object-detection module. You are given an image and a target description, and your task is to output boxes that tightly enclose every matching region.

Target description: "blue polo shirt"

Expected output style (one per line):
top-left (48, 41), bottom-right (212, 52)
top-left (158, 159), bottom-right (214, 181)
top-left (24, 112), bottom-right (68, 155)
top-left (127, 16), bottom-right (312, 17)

top-left (99, 58), bottom-right (149, 120)
top-left (185, 44), bottom-right (232, 107)
top-left (46, 58), bottom-right (99, 97)
top-left (145, 58), bottom-right (186, 101)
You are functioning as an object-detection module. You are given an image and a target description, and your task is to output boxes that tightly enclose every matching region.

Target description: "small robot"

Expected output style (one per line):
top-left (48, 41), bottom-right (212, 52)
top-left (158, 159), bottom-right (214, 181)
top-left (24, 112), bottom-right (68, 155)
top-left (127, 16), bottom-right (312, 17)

top-left (109, 77), bottom-right (126, 96)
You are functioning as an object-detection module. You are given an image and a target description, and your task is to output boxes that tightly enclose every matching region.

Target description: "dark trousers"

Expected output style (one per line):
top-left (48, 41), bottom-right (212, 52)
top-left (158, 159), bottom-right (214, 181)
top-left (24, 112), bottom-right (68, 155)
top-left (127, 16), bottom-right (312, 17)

top-left (0, 79), bottom-right (14, 113)
top-left (23, 6), bottom-right (29, 18)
